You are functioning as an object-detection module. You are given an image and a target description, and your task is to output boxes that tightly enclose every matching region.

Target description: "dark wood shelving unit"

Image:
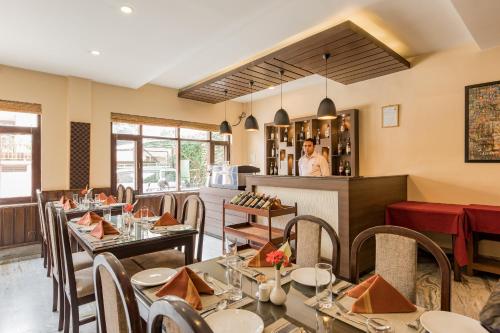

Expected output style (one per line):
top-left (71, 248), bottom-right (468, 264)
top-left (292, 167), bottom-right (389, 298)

top-left (222, 200), bottom-right (297, 250)
top-left (264, 109), bottom-right (359, 176)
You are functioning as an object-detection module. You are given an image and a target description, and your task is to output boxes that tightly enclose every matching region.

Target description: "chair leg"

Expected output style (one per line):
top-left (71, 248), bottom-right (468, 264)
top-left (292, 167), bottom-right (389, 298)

top-left (58, 284), bottom-right (65, 331)
top-left (52, 277), bottom-right (58, 312)
top-left (71, 301), bottom-right (80, 333)
top-left (63, 296), bottom-right (70, 333)
top-left (42, 242), bottom-right (47, 267)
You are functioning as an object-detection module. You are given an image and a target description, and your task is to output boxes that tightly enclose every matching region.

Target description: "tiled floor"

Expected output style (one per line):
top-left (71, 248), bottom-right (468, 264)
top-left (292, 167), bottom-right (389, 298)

top-left (0, 237), bottom-right (496, 332)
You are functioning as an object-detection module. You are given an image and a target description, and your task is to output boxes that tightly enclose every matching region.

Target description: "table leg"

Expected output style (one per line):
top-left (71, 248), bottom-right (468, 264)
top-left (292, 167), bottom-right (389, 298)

top-left (185, 235), bottom-right (195, 265)
top-left (466, 233), bottom-right (475, 276)
top-left (452, 235), bottom-right (462, 282)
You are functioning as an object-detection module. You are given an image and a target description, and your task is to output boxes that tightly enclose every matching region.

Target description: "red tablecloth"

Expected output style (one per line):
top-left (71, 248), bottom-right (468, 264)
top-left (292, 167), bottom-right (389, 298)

top-left (464, 205), bottom-right (500, 235)
top-left (385, 201), bottom-right (469, 266)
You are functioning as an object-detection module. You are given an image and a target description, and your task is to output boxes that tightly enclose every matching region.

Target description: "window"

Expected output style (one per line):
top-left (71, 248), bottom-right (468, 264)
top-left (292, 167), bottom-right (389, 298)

top-left (0, 105), bottom-right (41, 204)
top-left (111, 121), bottom-right (230, 193)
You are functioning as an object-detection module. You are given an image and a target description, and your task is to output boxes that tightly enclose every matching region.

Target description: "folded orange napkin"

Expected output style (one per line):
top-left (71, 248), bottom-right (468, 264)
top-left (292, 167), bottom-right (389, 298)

top-left (90, 220), bottom-right (120, 239)
top-left (104, 195), bottom-right (117, 205)
top-left (155, 267), bottom-right (214, 310)
top-left (133, 210), bottom-right (155, 218)
top-left (347, 274), bottom-right (417, 313)
top-left (248, 242), bottom-right (277, 267)
top-left (77, 212), bottom-right (102, 226)
top-left (98, 192), bottom-right (108, 201)
top-left (63, 199), bottom-right (77, 210)
top-left (59, 196), bottom-right (69, 204)
top-left (153, 212), bottom-right (178, 227)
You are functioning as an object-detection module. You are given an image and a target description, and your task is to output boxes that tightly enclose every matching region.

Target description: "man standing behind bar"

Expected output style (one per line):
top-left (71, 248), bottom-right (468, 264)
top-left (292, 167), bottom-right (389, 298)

top-left (298, 138), bottom-right (330, 176)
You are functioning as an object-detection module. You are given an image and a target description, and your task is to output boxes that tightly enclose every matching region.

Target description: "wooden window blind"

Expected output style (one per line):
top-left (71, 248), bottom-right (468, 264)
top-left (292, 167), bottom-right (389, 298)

top-left (0, 99), bottom-right (42, 114)
top-left (110, 112), bottom-right (218, 132)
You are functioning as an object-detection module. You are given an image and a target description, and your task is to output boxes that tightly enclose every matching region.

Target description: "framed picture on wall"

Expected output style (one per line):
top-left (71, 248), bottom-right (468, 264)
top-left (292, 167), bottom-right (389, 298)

top-left (465, 80), bottom-right (500, 163)
top-left (382, 104), bottom-right (399, 127)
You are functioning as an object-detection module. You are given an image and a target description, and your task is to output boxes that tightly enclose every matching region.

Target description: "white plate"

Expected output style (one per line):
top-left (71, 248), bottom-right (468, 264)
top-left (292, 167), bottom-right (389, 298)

top-left (420, 311), bottom-right (488, 333)
top-left (205, 309), bottom-right (264, 333)
top-left (131, 268), bottom-right (177, 287)
top-left (290, 267), bottom-right (335, 287)
top-left (166, 224), bottom-right (193, 232)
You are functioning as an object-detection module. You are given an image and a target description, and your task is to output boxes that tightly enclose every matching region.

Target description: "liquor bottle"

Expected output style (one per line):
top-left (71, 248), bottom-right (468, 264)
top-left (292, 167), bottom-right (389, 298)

top-left (230, 191), bottom-right (247, 204)
top-left (271, 143), bottom-right (276, 157)
top-left (316, 128), bottom-right (321, 144)
top-left (270, 128), bottom-right (275, 140)
top-left (337, 140), bottom-right (343, 155)
top-left (345, 161), bottom-right (351, 176)
top-left (240, 192), bottom-right (256, 206)
top-left (235, 192), bottom-right (249, 205)
top-left (254, 195), bottom-right (269, 209)
top-left (340, 116), bottom-right (346, 132)
top-left (299, 125), bottom-right (305, 140)
top-left (338, 161), bottom-right (344, 175)
top-left (261, 196), bottom-right (277, 209)
top-left (245, 193), bottom-right (261, 207)
top-left (346, 137), bottom-right (351, 155)
top-left (325, 124), bottom-right (330, 138)
top-left (274, 163), bottom-right (278, 175)
top-left (306, 125), bottom-right (311, 140)
top-left (284, 128), bottom-right (288, 143)
top-left (269, 162), bottom-right (274, 175)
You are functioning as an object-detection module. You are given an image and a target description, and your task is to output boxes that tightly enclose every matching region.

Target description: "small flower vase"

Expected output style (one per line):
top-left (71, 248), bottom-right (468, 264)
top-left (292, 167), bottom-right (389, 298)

top-left (270, 269), bottom-right (287, 305)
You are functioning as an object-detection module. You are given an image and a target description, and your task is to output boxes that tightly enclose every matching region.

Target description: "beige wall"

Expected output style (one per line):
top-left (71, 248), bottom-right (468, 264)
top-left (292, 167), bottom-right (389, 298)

top-left (0, 65), bottom-right (245, 190)
top-left (245, 44), bottom-right (500, 205)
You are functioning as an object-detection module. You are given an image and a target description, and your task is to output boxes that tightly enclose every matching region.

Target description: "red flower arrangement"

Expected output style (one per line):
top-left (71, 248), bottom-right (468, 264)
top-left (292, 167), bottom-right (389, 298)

top-left (123, 203), bottom-right (134, 213)
top-left (265, 250), bottom-right (289, 270)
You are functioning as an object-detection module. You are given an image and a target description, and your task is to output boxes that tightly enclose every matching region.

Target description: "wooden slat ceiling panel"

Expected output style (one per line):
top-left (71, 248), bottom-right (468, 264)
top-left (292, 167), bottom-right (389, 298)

top-left (178, 21), bottom-right (410, 103)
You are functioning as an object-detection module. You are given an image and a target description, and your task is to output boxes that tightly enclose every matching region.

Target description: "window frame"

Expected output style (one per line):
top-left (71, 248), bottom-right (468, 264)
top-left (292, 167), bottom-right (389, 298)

top-left (0, 114), bottom-right (41, 205)
top-left (111, 124), bottom-right (230, 193)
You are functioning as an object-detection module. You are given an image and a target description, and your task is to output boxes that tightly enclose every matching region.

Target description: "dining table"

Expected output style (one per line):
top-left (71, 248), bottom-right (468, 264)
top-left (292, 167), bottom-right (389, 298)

top-left (133, 249), bottom-right (427, 333)
top-left (56, 202), bottom-right (125, 219)
top-left (67, 215), bottom-right (198, 264)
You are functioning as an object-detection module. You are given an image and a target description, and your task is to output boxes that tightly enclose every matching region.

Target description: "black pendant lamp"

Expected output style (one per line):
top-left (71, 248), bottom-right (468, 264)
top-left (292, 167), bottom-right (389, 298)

top-left (317, 53), bottom-right (337, 120)
top-left (273, 69), bottom-right (290, 127)
top-left (219, 90), bottom-right (232, 136)
top-left (244, 81), bottom-right (259, 131)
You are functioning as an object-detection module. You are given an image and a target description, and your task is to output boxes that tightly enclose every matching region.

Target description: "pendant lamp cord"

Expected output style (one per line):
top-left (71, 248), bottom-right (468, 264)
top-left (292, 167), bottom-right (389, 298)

top-left (280, 70), bottom-right (283, 108)
top-left (250, 81), bottom-right (253, 115)
top-left (224, 90), bottom-right (228, 120)
top-left (325, 55), bottom-right (328, 98)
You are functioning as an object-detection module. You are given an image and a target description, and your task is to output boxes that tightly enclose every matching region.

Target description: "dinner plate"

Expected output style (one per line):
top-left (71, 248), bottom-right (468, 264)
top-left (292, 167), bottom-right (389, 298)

top-left (166, 224), bottom-right (193, 232)
top-left (131, 268), bottom-right (177, 287)
top-left (205, 309), bottom-right (264, 333)
top-left (290, 267), bottom-right (335, 287)
top-left (420, 311), bottom-right (488, 333)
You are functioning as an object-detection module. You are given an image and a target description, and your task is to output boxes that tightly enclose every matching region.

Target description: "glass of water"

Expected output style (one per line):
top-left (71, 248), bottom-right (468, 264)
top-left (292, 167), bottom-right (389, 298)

top-left (224, 235), bottom-right (238, 259)
top-left (226, 257), bottom-right (243, 301)
top-left (72, 193), bottom-right (79, 204)
top-left (315, 263), bottom-right (333, 309)
top-left (103, 207), bottom-right (112, 222)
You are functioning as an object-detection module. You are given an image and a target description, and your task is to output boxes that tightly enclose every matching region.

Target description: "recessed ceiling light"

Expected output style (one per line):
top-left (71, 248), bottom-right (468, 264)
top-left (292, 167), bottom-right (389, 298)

top-left (120, 5), bottom-right (133, 14)
top-left (90, 50), bottom-right (101, 56)
top-left (268, 86), bottom-right (275, 90)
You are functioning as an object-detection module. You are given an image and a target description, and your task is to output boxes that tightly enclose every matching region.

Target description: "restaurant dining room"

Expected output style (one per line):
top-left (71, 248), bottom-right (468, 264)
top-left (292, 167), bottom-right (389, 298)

top-left (1, 1), bottom-right (500, 333)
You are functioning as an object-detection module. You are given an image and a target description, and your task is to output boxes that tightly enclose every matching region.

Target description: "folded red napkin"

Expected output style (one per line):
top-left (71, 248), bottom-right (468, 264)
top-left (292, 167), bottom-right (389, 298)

top-left (133, 210), bottom-right (155, 218)
top-left (155, 267), bottom-right (214, 310)
top-left (153, 212), bottom-right (178, 227)
top-left (248, 242), bottom-right (277, 267)
top-left (90, 220), bottom-right (120, 239)
top-left (59, 196), bottom-right (69, 204)
top-left (77, 212), bottom-right (102, 226)
top-left (63, 199), bottom-right (77, 210)
top-left (98, 192), bottom-right (108, 201)
top-left (347, 274), bottom-right (417, 313)
top-left (104, 195), bottom-right (117, 205)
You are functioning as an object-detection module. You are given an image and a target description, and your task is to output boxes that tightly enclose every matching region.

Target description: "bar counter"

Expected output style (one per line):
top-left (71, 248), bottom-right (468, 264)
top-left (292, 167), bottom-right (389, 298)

top-left (201, 174), bottom-right (407, 279)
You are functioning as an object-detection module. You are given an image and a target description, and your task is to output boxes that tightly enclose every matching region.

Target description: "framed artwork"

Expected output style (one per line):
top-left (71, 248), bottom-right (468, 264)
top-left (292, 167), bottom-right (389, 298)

top-left (465, 80), bottom-right (500, 162)
top-left (382, 104), bottom-right (399, 127)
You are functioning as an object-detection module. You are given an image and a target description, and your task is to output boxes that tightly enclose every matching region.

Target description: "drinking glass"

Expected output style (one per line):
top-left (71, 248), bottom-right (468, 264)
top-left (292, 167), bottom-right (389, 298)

top-left (121, 213), bottom-right (133, 239)
top-left (315, 263), bottom-right (333, 309)
top-left (140, 207), bottom-right (149, 220)
top-left (72, 193), bottom-right (79, 204)
top-left (94, 194), bottom-right (100, 204)
top-left (366, 318), bottom-right (393, 333)
top-left (103, 207), bottom-right (112, 222)
top-left (226, 257), bottom-right (243, 301)
top-left (224, 235), bottom-right (238, 259)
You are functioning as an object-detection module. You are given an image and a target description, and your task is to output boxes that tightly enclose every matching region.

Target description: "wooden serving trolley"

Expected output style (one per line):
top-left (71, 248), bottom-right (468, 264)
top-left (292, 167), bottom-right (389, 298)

top-left (222, 199), bottom-right (297, 251)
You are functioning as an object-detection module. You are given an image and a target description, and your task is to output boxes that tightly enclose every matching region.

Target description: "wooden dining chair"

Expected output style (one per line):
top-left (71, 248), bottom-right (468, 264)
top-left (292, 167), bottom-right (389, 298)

top-left (57, 208), bottom-right (96, 333)
top-left (36, 189), bottom-right (50, 275)
top-left (125, 187), bottom-right (135, 204)
top-left (117, 184), bottom-right (126, 203)
top-left (147, 296), bottom-right (214, 333)
top-left (350, 225), bottom-right (452, 311)
top-left (161, 192), bottom-right (177, 217)
top-left (131, 195), bottom-right (206, 269)
top-left (283, 215), bottom-right (341, 275)
top-left (45, 202), bottom-right (93, 331)
top-left (93, 252), bottom-right (143, 333)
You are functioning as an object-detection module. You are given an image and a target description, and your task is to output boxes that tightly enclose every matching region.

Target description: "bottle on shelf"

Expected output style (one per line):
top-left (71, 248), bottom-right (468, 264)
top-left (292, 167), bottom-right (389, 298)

top-left (299, 125), bottom-right (305, 141)
top-left (345, 161), bottom-right (351, 176)
top-left (340, 115), bottom-right (346, 132)
top-left (234, 192), bottom-right (250, 205)
top-left (325, 124), bottom-right (330, 138)
top-left (284, 128), bottom-right (288, 143)
top-left (337, 140), bottom-right (343, 155)
top-left (338, 161), bottom-right (344, 175)
top-left (254, 195), bottom-right (270, 209)
top-left (274, 163), bottom-right (278, 175)
top-left (245, 193), bottom-right (262, 207)
top-left (306, 124), bottom-right (311, 139)
top-left (230, 191), bottom-right (247, 205)
top-left (315, 128), bottom-right (321, 144)
top-left (239, 192), bottom-right (255, 206)
top-left (271, 143), bottom-right (276, 157)
top-left (261, 196), bottom-right (277, 209)
top-left (269, 162), bottom-right (274, 175)
top-left (270, 127), bottom-right (275, 140)
top-left (346, 137), bottom-right (351, 155)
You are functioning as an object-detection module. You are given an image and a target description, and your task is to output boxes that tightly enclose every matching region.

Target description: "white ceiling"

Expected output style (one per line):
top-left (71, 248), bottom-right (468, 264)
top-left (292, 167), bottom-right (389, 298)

top-left (0, 0), bottom-right (494, 99)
